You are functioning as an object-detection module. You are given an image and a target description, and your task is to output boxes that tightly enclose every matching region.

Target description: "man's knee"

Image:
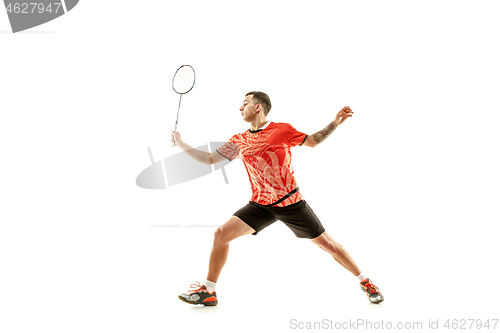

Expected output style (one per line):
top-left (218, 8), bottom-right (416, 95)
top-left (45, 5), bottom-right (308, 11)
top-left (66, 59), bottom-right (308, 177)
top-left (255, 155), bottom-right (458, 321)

top-left (313, 234), bottom-right (340, 254)
top-left (213, 227), bottom-right (229, 246)
top-left (325, 240), bottom-right (340, 254)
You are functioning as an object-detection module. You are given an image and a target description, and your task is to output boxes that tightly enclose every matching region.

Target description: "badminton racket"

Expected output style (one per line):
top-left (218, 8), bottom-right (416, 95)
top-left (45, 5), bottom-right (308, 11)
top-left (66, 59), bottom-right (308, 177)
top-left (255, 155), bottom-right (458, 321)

top-left (171, 65), bottom-right (196, 147)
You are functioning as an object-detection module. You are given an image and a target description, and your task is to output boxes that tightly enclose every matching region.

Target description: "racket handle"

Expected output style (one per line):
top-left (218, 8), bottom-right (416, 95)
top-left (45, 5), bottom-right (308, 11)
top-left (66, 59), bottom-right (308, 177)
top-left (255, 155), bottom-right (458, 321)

top-left (171, 124), bottom-right (178, 147)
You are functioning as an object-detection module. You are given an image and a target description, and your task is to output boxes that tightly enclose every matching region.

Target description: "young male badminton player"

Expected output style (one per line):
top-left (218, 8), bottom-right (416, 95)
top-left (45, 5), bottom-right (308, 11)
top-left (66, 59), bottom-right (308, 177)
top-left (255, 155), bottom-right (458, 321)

top-left (171, 91), bottom-right (383, 305)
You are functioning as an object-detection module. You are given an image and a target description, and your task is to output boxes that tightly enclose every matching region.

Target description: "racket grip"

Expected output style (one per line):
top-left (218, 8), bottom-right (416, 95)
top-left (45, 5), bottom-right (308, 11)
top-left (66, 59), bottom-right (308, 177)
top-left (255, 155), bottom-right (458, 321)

top-left (171, 124), bottom-right (178, 147)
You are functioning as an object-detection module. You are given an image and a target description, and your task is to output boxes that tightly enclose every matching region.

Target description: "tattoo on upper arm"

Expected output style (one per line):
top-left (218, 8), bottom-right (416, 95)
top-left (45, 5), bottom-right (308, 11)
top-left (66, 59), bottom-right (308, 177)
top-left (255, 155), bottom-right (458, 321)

top-left (312, 122), bottom-right (338, 145)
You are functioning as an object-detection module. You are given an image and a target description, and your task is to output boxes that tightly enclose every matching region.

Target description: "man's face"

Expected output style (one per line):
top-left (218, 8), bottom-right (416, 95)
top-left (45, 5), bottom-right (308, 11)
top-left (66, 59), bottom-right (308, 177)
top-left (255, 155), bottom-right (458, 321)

top-left (240, 95), bottom-right (258, 121)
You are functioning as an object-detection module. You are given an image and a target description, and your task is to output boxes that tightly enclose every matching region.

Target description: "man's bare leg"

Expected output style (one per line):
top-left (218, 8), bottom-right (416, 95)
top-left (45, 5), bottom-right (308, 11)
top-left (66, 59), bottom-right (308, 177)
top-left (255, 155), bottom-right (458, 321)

top-left (311, 231), bottom-right (361, 276)
top-left (207, 216), bottom-right (255, 283)
top-left (311, 231), bottom-right (384, 304)
top-left (178, 216), bottom-right (254, 306)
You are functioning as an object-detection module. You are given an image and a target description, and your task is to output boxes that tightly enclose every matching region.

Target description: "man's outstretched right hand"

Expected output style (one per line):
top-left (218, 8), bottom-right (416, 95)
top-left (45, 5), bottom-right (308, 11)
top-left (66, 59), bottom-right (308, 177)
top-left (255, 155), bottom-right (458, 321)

top-left (171, 131), bottom-right (183, 147)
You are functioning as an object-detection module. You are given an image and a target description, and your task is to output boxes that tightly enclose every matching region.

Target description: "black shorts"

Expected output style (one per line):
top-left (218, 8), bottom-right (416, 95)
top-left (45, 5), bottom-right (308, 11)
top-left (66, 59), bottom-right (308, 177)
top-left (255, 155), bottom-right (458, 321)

top-left (233, 200), bottom-right (325, 239)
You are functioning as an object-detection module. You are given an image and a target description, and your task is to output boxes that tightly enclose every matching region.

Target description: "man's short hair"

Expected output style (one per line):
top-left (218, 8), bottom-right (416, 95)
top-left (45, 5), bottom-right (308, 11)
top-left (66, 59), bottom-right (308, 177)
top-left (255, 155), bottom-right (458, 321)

top-left (246, 91), bottom-right (272, 116)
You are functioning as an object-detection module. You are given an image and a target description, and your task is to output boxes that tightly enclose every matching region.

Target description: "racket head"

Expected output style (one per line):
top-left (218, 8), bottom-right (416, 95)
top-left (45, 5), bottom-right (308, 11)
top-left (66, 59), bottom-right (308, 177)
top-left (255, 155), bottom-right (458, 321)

top-left (172, 65), bottom-right (196, 94)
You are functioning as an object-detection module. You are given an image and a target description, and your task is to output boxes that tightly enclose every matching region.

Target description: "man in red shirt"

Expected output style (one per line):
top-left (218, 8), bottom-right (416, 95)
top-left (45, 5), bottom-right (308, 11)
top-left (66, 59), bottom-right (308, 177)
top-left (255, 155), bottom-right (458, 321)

top-left (171, 91), bottom-right (383, 305)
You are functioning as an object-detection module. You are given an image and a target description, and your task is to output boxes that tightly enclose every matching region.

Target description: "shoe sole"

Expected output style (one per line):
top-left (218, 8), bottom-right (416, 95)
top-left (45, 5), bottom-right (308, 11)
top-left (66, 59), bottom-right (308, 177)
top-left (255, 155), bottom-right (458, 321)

top-left (178, 295), bottom-right (218, 306)
top-left (371, 299), bottom-right (384, 304)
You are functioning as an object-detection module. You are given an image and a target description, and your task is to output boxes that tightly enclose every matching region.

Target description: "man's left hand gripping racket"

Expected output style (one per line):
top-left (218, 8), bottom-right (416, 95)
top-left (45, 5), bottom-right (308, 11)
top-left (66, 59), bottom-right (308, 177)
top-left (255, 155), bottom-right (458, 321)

top-left (171, 65), bottom-right (196, 147)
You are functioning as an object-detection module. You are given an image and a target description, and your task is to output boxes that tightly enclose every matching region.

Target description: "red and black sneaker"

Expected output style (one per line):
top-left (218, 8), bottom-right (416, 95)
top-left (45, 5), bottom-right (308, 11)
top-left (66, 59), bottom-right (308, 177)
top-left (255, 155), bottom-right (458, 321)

top-left (360, 278), bottom-right (384, 304)
top-left (178, 281), bottom-right (218, 306)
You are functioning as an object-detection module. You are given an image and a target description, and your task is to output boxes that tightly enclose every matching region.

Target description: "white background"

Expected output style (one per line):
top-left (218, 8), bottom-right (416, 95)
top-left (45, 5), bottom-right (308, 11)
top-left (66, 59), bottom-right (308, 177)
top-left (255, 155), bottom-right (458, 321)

top-left (1, 1), bottom-right (499, 332)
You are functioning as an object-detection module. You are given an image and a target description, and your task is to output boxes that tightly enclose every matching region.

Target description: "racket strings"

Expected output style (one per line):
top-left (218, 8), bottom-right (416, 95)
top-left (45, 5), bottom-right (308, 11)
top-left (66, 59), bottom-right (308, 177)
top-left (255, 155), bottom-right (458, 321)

top-left (173, 65), bottom-right (195, 94)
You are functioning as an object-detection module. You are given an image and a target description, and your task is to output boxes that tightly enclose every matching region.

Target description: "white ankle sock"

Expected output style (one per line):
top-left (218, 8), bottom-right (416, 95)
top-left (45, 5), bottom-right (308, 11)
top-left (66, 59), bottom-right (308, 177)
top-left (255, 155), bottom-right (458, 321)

top-left (205, 280), bottom-right (216, 293)
top-left (356, 273), bottom-right (366, 282)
